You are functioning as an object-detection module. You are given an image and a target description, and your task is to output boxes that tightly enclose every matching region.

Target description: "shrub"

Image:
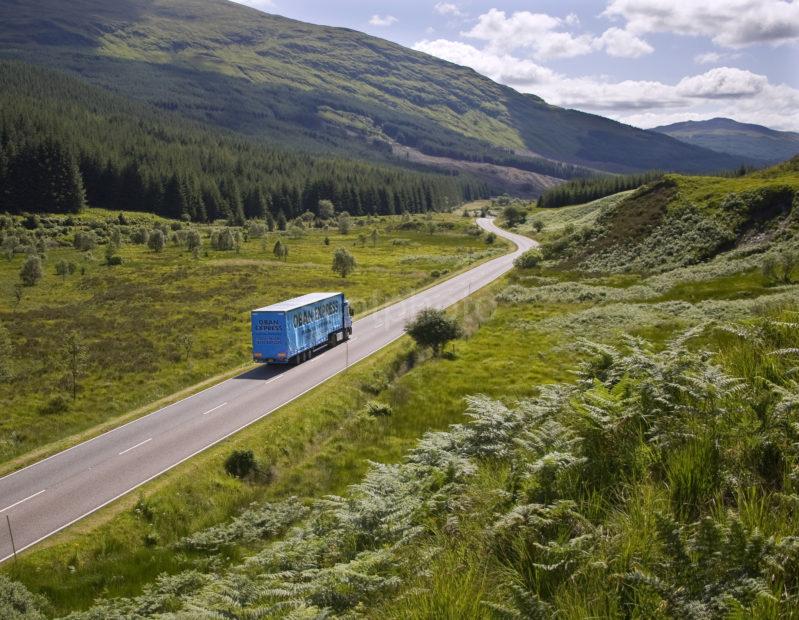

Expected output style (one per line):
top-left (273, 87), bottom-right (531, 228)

top-left (106, 255), bottom-right (123, 266)
top-left (485, 232), bottom-right (497, 245)
top-left (186, 229), bottom-right (202, 251)
top-left (0, 575), bottom-right (46, 619)
top-left (503, 204), bottom-right (527, 226)
top-left (514, 249), bottom-right (543, 269)
top-left (131, 227), bottom-right (149, 244)
top-left (224, 449), bottom-right (258, 479)
top-left (19, 255), bottom-right (43, 286)
top-left (73, 230), bottom-right (97, 251)
top-left (40, 394), bottom-right (70, 415)
top-left (405, 308), bottom-right (463, 356)
top-left (148, 229), bottom-right (165, 253)
top-left (332, 248), bottom-right (357, 278)
top-left (365, 401), bottom-right (393, 417)
top-left (210, 228), bottom-right (235, 251)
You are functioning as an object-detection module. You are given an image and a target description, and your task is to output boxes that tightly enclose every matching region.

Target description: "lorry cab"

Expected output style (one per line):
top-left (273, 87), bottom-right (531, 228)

top-left (251, 292), bottom-right (352, 365)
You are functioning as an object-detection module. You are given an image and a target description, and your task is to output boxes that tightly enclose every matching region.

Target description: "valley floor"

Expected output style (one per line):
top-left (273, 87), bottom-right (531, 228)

top-left (3, 184), bottom-right (799, 617)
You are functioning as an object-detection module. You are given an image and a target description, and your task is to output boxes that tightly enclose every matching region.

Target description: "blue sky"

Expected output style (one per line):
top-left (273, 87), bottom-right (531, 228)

top-left (233, 1), bottom-right (799, 130)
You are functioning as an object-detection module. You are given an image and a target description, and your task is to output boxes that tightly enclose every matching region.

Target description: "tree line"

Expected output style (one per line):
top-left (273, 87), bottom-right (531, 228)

top-left (0, 61), bottom-right (489, 221)
top-left (537, 170), bottom-right (665, 209)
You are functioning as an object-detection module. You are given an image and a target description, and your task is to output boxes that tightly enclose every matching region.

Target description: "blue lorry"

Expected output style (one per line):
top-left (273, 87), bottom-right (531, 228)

top-left (251, 292), bottom-right (353, 365)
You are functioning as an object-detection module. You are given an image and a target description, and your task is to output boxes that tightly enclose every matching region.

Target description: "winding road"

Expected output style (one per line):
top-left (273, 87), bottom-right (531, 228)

top-left (0, 218), bottom-right (535, 562)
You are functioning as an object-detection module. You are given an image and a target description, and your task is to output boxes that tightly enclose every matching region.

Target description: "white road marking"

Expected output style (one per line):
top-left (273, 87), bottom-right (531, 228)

top-left (0, 489), bottom-right (45, 513)
top-left (118, 438), bottom-right (152, 456)
top-left (201, 402), bottom-right (228, 416)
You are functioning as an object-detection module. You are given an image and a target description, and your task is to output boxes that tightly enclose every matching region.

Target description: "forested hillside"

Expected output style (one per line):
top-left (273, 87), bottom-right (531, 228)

top-left (0, 62), bottom-right (486, 220)
top-left (0, 0), bottom-right (746, 186)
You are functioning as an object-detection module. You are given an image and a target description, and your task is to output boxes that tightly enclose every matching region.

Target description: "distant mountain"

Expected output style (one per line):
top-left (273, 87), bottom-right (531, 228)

top-left (0, 0), bottom-right (747, 197)
top-left (651, 118), bottom-right (799, 166)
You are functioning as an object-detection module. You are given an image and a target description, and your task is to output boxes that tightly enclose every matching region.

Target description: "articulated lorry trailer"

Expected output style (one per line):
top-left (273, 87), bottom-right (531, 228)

top-left (251, 292), bottom-right (352, 365)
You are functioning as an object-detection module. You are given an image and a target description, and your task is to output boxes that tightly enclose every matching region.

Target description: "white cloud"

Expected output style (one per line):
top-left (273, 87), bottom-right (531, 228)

top-left (603, 0), bottom-right (799, 47)
top-left (694, 51), bottom-right (743, 65)
top-left (596, 27), bottom-right (653, 58)
top-left (369, 14), bottom-right (398, 27)
top-left (414, 39), bottom-right (555, 86)
top-left (460, 8), bottom-right (653, 60)
top-left (463, 9), bottom-right (561, 49)
top-left (676, 66), bottom-right (768, 98)
top-left (412, 38), bottom-right (799, 130)
top-left (434, 3), bottom-right (463, 17)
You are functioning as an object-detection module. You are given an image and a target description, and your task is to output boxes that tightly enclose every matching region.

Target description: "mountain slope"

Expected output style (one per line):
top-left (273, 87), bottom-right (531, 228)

top-left (0, 0), bottom-right (746, 189)
top-left (652, 117), bottom-right (799, 165)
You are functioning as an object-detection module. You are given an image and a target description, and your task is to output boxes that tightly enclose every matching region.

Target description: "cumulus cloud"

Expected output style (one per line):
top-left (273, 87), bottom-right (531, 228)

top-left (676, 66), bottom-right (768, 98)
top-left (460, 8), bottom-right (652, 60)
top-left (414, 39), bottom-right (555, 86)
top-left (434, 2), bottom-right (463, 17)
top-left (603, 0), bottom-right (799, 47)
top-left (596, 27), bottom-right (653, 58)
top-left (412, 38), bottom-right (799, 130)
top-left (369, 14), bottom-right (398, 27)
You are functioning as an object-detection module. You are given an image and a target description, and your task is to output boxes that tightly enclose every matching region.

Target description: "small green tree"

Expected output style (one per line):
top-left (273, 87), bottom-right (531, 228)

top-left (338, 211), bottom-right (352, 235)
top-left (63, 331), bottom-right (87, 400)
top-left (277, 211), bottom-right (288, 231)
top-left (318, 199), bottom-right (335, 220)
top-left (503, 204), bottom-right (527, 226)
top-left (332, 248), bottom-right (357, 278)
top-left (405, 308), bottom-right (463, 356)
top-left (485, 232), bottom-right (497, 245)
top-left (73, 231), bottom-right (97, 252)
top-left (273, 239), bottom-right (288, 261)
top-left (370, 228), bottom-right (379, 247)
top-left (533, 219), bottom-right (545, 233)
top-left (104, 240), bottom-right (119, 265)
top-left (148, 229), bottom-right (165, 253)
top-left (266, 211), bottom-right (276, 232)
top-left (186, 229), bottom-right (202, 252)
top-left (20, 255), bottom-right (42, 286)
top-left (177, 333), bottom-right (194, 361)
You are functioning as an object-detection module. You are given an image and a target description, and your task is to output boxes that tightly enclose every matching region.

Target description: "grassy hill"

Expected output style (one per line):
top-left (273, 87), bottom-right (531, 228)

top-left (652, 117), bottom-right (799, 165)
top-left (538, 156), bottom-right (799, 273)
top-left (0, 0), bottom-right (746, 192)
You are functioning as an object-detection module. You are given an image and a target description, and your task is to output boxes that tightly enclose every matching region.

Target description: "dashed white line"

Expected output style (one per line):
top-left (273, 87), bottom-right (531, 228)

top-left (0, 489), bottom-right (45, 513)
top-left (118, 438), bottom-right (152, 456)
top-left (201, 402), bottom-right (228, 416)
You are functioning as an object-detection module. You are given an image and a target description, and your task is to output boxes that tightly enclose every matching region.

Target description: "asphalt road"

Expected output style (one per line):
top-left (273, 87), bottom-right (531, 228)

top-left (0, 218), bottom-right (535, 563)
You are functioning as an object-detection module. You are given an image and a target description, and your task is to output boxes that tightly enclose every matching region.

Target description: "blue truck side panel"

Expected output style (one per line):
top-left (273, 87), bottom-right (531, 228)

top-left (251, 293), bottom-right (348, 363)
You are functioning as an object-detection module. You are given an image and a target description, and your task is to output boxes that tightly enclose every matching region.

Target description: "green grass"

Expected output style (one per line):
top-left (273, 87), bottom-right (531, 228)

top-left (5, 174), bottom-right (799, 618)
top-left (0, 209), bottom-right (503, 465)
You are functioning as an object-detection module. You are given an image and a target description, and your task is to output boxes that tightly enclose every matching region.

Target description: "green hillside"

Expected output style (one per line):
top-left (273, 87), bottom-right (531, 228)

top-left (540, 156), bottom-right (799, 273)
top-left (653, 117), bottom-right (799, 165)
top-left (0, 0), bottom-right (745, 187)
